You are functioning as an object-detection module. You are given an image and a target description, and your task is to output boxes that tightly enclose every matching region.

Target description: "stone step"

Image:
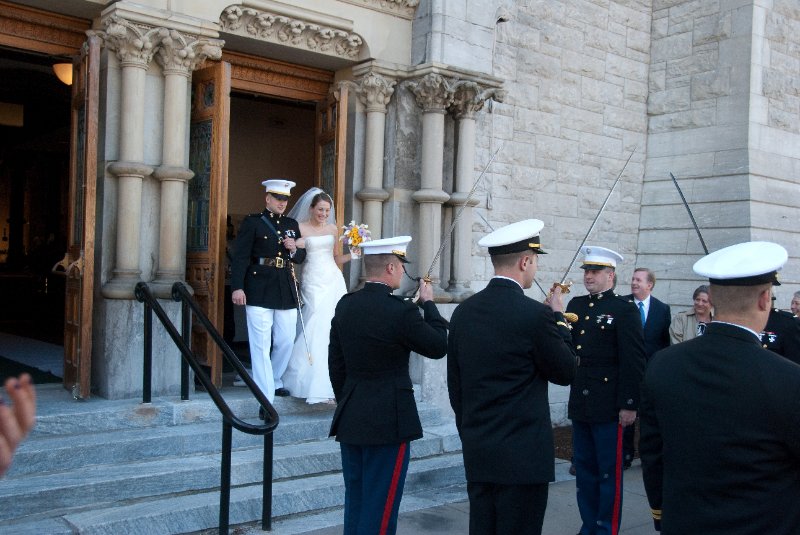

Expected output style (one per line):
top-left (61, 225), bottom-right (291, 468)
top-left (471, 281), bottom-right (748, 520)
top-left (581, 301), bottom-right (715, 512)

top-left (10, 412), bottom-right (327, 477)
top-left (0, 424), bottom-right (461, 523)
top-left (32, 384), bottom-right (438, 436)
top-left (0, 453), bottom-right (466, 535)
top-left (13, 398), bottom-right (440, 477)
top-left (32, 386), bottom-right (326, 436)
top-left (235, 483), bottom-right (471, 535)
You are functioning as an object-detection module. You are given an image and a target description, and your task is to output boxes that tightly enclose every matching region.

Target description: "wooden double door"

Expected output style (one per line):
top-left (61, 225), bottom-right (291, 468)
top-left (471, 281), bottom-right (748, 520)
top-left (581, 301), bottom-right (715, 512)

top-left (186, 52), bottom-right (348, 386)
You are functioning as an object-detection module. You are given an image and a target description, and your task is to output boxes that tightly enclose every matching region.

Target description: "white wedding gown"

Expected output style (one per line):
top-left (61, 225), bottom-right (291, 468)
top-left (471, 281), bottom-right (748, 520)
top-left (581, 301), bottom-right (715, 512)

top-left (282, 234), bottom-right (347, 403)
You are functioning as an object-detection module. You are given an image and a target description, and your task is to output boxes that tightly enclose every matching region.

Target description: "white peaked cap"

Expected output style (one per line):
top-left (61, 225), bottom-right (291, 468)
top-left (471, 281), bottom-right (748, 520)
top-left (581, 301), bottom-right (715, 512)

top-left (580, 245), bottom-right (624, 270)
top-left (360, 235), bottom-right (412, 263)
top-left (478, 219), bottom-right (548, 255)
top-left (693, 241), bottom-right (787, 286)
top-left (261, 179), bottom-right (296, 196)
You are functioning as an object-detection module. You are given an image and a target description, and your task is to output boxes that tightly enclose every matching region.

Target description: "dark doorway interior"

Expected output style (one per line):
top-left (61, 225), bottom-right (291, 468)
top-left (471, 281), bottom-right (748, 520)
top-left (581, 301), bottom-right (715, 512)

top-left (223, 92), bottom-right (316, 367)
top-left (0, 47), bottom-right (72, 346)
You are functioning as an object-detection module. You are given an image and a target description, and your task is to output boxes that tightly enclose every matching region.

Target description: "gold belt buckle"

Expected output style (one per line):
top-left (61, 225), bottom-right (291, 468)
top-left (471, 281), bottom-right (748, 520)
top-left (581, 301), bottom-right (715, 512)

top-left (275, 257), bottom-right (284, 268)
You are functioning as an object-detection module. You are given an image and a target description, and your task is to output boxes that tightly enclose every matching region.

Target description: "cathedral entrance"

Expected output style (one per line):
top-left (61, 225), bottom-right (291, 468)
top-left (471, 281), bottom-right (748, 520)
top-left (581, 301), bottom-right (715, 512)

top-left (0, 41), bottom-right (84, 386)
top-left (186, 52), bottom-right (347, 386)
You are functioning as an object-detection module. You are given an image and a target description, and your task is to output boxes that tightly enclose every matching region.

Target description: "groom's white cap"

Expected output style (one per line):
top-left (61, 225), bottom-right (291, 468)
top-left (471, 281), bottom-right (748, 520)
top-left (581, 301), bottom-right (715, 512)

top-left (360, 236), bottom-right (412, 263)
top-left (261, 179), bottom-right (296, 198)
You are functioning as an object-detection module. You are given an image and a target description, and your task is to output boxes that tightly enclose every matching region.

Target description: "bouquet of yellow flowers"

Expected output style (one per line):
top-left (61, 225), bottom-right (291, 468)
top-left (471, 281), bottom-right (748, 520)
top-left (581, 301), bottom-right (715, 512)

top-left (341, 221), bottom-right (371, 251)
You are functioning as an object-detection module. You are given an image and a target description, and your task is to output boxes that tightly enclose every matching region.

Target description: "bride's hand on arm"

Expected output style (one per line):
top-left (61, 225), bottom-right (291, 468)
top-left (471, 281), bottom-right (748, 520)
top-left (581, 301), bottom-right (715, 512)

top-left (296, 237), bottom-right (306, 248)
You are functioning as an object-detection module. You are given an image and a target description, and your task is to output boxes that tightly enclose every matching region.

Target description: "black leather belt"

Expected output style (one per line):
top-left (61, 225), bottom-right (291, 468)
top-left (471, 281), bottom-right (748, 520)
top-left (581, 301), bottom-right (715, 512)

top-left (254, 257), bottom-right (285, 268)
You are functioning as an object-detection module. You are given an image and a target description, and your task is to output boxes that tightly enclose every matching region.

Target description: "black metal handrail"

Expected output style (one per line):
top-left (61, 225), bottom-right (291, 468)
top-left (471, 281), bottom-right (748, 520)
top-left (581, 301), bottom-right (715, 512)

top-left (134, 281), bottom-right (278, 533)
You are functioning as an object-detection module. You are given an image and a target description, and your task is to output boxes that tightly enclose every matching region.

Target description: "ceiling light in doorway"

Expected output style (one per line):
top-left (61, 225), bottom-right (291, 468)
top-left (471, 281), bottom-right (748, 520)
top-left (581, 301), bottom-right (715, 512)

top-left (52, 63), bottom-right (73, 86)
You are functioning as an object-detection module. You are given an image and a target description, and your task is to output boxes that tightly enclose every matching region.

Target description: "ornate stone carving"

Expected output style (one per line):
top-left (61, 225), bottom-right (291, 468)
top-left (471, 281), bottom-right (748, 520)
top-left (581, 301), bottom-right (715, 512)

top-left (93, 15), bottom-right (163, 67)
top-left (337, 0), bottom-right (419, 20)
top-left (450, 81), bottom-right (506, 119)
top-left (408, 73), bottom-right (455, 113)
top-left (0, 2), bottom-right (88, 56)
top-left (355, 72), bottom-right (396, 113)
top-left (220, 7), bottom-right (364, 60)
top-left (155, 30), bottom-right (223, 75)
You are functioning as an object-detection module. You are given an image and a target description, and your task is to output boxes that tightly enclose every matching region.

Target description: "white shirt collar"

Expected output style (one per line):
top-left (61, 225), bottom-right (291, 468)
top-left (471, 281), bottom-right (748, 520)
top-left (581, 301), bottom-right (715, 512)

top-left (634, 294), bottom-right (651, 316)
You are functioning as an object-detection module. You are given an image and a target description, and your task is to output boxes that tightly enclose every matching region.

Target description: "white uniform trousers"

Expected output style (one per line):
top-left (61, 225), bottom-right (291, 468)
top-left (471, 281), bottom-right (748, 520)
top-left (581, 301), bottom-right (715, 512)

top-left (245, 305), bottom-right (297, 403)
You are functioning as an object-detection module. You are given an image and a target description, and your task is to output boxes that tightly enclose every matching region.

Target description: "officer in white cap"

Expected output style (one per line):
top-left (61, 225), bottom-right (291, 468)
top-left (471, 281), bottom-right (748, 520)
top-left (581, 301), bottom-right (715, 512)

top-left (448, 219), bottom-right (577, 535)
top-left (640, 241), bottom-right (800, 535)
top-left (230, 179), bottom-right (306, 407)
top-left (566, 244), bottom-right (646, 535)
top-left (328, 235), bottom-right (447, 535)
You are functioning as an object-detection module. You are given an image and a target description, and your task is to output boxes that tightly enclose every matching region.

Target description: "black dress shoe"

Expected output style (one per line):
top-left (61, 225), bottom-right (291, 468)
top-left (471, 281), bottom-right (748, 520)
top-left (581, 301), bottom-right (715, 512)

top-left (258, 406), bottom-right (266, 421)
top-left (569, 464), bottom-right (576, 476)
top-left (275, 387), bottom-right (290, 397)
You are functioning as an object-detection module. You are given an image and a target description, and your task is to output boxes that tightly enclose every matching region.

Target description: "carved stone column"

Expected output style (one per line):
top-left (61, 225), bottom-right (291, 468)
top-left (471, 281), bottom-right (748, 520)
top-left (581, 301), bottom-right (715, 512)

top-left (354, 72), bottom-right (395, 239)
top-left (446, 82), bottom-right (504, 302)
top-left (409, 73), bottom-right (453, 302)
top-left (151, 31), bottom-right (223, 294)
top-left (99, 16), bottom-right (161, 298)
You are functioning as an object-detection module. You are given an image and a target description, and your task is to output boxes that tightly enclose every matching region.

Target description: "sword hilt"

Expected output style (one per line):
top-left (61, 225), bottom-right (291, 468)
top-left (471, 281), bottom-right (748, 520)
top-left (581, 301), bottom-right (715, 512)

top-left (548, 281), bottom-right (578, 324)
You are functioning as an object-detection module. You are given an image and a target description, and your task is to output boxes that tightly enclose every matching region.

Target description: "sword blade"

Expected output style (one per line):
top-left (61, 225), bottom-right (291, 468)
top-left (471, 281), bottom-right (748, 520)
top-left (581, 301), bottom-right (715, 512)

top-left (423, 144), bottom-right (503, 280)
top-left (559, 147), bottom-right (637, 284)
top-left (669, 172), bottom-right (709, 255)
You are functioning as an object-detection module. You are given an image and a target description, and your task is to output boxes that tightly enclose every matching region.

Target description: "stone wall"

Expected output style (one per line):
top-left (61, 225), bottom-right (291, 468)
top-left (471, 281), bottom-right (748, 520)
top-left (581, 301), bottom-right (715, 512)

top-left (640, 0), bottom-right (800, 308)
top-left (749, 0), bottom-right (800, 299)
top-left (640, 0), bottom-right (753, 308)
top-left (475, 0), bottom-right (652, 298)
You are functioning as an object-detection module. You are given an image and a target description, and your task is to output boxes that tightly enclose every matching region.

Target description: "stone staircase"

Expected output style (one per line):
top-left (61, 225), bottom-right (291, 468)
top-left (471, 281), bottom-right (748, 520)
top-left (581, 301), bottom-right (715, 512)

top-left (0, 383), bottom-right (465, 534)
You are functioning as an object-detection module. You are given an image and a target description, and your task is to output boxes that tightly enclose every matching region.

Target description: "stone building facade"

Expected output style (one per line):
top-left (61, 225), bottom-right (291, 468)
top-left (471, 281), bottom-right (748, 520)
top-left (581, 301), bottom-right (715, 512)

top-left (1, 1), bottom-right (797, 417)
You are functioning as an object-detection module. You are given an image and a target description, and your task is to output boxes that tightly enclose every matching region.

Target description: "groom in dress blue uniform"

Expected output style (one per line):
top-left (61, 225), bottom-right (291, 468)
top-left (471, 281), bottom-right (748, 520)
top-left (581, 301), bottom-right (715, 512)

top-left (328, 236), bottom-right (448, 535)
top-left (567, 246), bottom-right (646, 535)
top-left (447, 219), bottom-right (577, 535)
top-left (640, 241), bottom-right (800, 534)
top-left (230, 179), bottom-right (306, 404)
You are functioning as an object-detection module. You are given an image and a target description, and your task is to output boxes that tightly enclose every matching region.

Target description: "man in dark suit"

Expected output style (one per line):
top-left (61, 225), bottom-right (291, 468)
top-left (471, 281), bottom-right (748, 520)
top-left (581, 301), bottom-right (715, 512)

top-left (640, 241), bottom-right (800, 534)
top-left (231, 179), bottom-right (306, 404)
top-left (621, 267), bottom-right (671, 468)
top-left (759, 297), bottom-right (800, 365)
top-left (567, 246), bottom-right (646, 535)
top-left (447, 219), bottom-right (577, 535)
top-left (328, 236), bottom-right (447, 535)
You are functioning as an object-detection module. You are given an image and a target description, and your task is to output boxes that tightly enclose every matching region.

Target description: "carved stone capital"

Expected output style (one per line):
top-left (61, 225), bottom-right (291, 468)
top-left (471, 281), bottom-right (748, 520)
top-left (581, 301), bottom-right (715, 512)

top-left (355, 72), bottom-right (396, 113)
top-left (408, 73), bottom-right (455, 113)
top-left (155, 30), bottom-right (223, 76)
top-left (338, 0), bottom-right (419, 20)
top-left (449, 81), bottom-right (506, 119)
top-left (94, 16), bottom-right (163, 68)
top-left (220, 7), bottom-right (364, 60)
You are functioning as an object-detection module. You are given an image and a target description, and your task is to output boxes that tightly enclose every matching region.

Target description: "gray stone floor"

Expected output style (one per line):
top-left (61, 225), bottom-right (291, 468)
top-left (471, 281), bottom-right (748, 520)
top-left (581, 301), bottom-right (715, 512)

top-left (281, 464), bottom-right (654, 535)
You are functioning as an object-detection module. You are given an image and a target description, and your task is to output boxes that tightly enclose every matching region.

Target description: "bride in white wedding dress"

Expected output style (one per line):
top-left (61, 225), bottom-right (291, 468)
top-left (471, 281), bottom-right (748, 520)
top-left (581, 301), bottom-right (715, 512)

top-left (282, 188), bottom-right (358, 404)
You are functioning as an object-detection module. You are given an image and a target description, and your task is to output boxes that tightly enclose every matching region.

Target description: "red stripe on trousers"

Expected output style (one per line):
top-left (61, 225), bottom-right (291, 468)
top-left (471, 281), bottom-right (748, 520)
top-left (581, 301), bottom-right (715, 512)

top-left (379, 442), bottom-right (408, 535)
top-left (611, 424), bottom-right (623, 535)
